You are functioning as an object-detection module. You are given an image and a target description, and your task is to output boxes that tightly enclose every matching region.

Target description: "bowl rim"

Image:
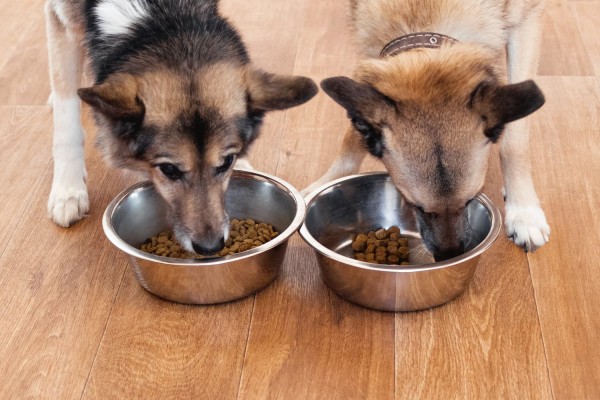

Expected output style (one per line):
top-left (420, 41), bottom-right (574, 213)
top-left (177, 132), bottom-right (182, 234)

top-left (299, 172), bottom-right (502, 272)
top-left (102, 169), bottom-right (306, 266)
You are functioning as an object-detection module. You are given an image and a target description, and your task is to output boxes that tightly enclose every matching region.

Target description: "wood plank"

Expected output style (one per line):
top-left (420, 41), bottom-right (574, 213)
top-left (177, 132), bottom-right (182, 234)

top-left (0, 8), bottom-right (49, 105)
top-left (0, 0), bottom-right (43, 73)
top-left (0, 111), bottom-right (131, 399)
top-left (538, 0), bottom-right (595, 76)
top-left (0, 107), bottom-right (52, 260)
top-left (572, 2), bottom-right (600, 77)
top-left (81, 274), bottom-right (254, 400)
top-left (237, 1), bottom-right (395, 399)
top-left (528, 76), bottom-right (600, 399)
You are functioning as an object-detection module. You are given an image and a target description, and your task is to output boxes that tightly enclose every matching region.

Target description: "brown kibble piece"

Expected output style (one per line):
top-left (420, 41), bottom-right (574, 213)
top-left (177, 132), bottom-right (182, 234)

top-left (352, 240), bottom-right (366, 252)
top-left (388, 255), bottom-right (400, 264)
top-left (355, 233), bottom-right (368, 242)
top-left (366, 253), bottom-right (375, 262)
top-left (375, 228), bottom-right (388, 240)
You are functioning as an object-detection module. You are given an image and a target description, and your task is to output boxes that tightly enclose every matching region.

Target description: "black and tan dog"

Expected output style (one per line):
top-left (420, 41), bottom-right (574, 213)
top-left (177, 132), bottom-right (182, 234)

top-left (46, 0), bottom-right (317, 254)
top-left (305, 0), bottom-right (549, 261)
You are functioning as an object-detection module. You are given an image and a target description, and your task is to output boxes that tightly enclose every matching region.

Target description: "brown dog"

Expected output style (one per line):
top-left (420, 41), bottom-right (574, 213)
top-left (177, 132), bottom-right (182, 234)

top-left (45, 0), bottom-right (317, 254)
top-left (305, 0), bottom-right (549, 260)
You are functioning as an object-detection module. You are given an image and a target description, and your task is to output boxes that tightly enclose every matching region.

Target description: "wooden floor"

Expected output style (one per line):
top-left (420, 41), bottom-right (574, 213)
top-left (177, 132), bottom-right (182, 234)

top-left (1, 0), bottom-right (599, 398)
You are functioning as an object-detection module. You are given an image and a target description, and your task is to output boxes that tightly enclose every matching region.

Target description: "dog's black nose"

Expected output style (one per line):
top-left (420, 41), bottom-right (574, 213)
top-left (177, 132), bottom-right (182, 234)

top-left (192, 237), bottom-right (225, 256)
top-left (433, 246), bottom-right (465, 262)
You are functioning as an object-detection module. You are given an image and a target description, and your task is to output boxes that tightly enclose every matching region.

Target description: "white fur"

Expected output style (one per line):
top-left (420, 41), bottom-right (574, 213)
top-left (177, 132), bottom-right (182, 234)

top-left (48, 97), bottom-right (89, 227)
top-left (95, 0), bottom-right (149, 37)
top-left (505, 204), bottom-right (550, 252)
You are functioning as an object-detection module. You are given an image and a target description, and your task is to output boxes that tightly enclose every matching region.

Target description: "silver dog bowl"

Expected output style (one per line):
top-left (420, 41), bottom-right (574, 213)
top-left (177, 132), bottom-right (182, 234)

top-left (103, 170), bottom-right (305, 304)
top-left (300, 172), bottom-right (502, 312)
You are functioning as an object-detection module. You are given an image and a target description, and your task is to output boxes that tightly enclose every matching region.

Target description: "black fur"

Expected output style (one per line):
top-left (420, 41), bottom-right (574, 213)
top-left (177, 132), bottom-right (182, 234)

top-left (321, 77), bottom-right (394, 158)
top-left (470, 79), bottom-right (545, 142)
top-left (350, 116), bottom-right (385, 158)
top-left (433, 144), bottom-right (453, 195)
top-left (84, 0), bottom-right (249, 83)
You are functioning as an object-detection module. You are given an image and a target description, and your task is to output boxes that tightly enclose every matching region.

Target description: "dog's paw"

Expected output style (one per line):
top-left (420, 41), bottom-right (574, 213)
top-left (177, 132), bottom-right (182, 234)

top-left (505, 204), bottom-right (550, 252)
top-left (47, 185), bottom-right (90, 227)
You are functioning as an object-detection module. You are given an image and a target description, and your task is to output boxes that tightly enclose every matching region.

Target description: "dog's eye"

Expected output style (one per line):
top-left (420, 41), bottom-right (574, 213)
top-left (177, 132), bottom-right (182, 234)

top-left (215, 154), bottom-right (236, 175)
top-left (158, 163), bottom-right (184, 181)
top-left (351, 117), bottom-right (372, 134)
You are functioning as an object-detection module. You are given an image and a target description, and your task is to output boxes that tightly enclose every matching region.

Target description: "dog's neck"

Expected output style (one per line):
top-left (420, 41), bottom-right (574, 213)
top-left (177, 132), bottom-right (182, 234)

top-left (352, 1), bottom-right (507, 59)
top-left (379, 32), bottom-right (460, 58)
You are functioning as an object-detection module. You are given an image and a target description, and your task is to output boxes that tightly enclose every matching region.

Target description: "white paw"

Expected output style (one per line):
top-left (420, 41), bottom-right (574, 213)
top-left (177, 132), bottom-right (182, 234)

top-left (505, 204), bottom-right (550, 252)
top-left (48, 185), bottom-right (90, 227)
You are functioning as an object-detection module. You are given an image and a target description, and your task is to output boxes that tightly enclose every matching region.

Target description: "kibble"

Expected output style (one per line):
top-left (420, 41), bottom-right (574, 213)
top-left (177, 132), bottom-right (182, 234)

top-left (351, 226), bottom-right (411, 265)
top-left (140, 219), bottom-right (279, 259)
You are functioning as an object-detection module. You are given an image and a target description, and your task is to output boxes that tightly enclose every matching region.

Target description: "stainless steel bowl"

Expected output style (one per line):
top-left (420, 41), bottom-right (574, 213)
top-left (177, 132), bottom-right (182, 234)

top-left (103, 170), bottom-right (305, 304)
top-left (300, 172), bottom-right (502, 312)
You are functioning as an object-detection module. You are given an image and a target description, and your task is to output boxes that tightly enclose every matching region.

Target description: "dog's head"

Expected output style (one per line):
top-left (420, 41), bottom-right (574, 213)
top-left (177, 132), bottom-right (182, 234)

top-left (321, 45), bottom-right (545, 261)
top-left (79, 63), bottom-right (317, 254)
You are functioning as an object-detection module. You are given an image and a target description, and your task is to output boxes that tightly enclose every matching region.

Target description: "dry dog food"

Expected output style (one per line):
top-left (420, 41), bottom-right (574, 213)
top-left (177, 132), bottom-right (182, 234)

top-left (351, 226), bottom-right (411, 265)
top-left (140, 219), bottom-right (279, 259)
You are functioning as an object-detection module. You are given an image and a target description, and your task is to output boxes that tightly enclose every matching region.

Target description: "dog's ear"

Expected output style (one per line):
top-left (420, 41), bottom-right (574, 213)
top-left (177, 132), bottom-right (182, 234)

top-left (78, 74), bottom-right (145, 124)
top-left (470, 80), bottom-right (545, 142)
top-left (245, 68), bottom-right (318, 112)
top-left (321, 77), bottom-right (395, 158)
top-left (320, 76), bottom-right (394, 121)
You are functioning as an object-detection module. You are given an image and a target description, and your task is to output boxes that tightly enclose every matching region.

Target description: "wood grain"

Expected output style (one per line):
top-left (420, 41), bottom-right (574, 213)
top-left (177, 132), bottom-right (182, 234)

top-left (538, 0), bottom-right (595, 76)
top-left (527, 77), bottom-right (600, 399)
top-left (0, 0), bottom-right (599, 399)
top-left (0, 111), bottom-right (130, 399)
top-left (572, 2), bottom-right (600, 77)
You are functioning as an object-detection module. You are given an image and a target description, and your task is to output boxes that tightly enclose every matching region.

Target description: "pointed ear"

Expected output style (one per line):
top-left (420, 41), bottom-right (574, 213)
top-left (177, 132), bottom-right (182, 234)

top-left (470, 80), bottom-right (545, 142)
top-left (78, 73), bottom-right (145, 122)
top-left (320, 76), bottom-right (393, 121)
top-left (245, 68), bottom-right (318, 112)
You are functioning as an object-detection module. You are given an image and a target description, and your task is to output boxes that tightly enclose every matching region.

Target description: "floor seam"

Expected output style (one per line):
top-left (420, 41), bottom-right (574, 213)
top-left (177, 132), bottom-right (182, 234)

top-left (235, 295), bottom-right (257, 400)
top-left (78, 263), bottom-right (128, 400)
top-left (527, 252), bottom-right (556, 400)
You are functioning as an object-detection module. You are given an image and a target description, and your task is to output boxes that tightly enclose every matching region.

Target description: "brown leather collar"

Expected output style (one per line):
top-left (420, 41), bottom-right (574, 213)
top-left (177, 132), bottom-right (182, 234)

top-left (380, 32), bottom-right (459, 58)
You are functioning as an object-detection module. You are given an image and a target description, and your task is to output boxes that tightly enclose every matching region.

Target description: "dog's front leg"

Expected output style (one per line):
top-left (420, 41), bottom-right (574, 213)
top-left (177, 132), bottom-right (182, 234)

top-left (234, 157), bottom-right (254, 171)
top-left (46, 2), bottom-right (89, 227)
top-left (502, 7), bottom-right (550, 252)
top-left (301, 127), bottom-right (366, 196)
